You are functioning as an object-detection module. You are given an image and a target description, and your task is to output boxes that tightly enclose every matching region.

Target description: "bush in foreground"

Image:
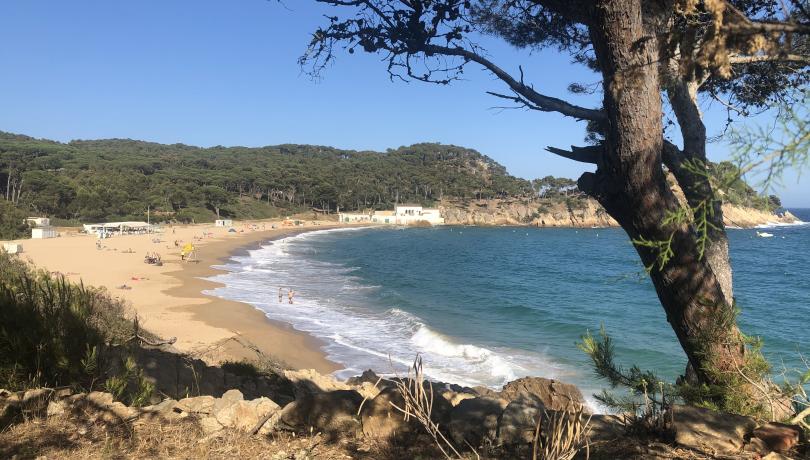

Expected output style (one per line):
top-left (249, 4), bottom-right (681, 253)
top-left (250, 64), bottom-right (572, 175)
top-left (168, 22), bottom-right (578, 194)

top-left (0, 251), bottom-right (139, 394)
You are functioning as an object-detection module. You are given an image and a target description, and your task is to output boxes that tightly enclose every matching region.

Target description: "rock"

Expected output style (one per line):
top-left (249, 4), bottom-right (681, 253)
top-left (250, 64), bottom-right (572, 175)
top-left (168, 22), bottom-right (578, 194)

top-left (587, 414), bottom-right (625, 441)
top-left (200, 416), bottom-right (224, 434)
top-left (281, 390), bottom-right (363, 435)
top-left (500, 377), bottom-right (588, 413)
top-left (86, 391), bottom-right (114, 407)
top-left (215, 397), bottom-right (280, 432)
top-left (284, 369), bottom-right (351, 396)
top-left (469, 386), bottom-right (499, 398)
top-left (762, 452), bottom-right (795, 460)
top-left (0, 399), bottom-right (21, 428)
top-left (360, 386), bottom-right (452, 440)
top-left (108, 401), bottom-right (139, 420)
top-left (346, 370), bottom-right (382, 386)
top-left (46, 400), bottom-right (67, 417)
top-left (21, 388), bottom-right (53, 414)
top-left (744, 437), bottom-right (771, 456)
top-left (221, 389), bottom-right (244, 402)
top-left (22, 388), bottom-right (53, 405)
top-left (141, 398), bottom-right (178, 416)
top-left (65, 393), bottom-right (87, 408)
top-left (446, 392), bottom-right (476, 407)
top-left (753, 422), bottom-right (801, 453)
top-left (448, 396), bottom-right (508, 447)
top-left (176, 395), bottom-right (217, 415)
top-left (355, 382), bottom-right (382, 401)
top-left (497, 395), bottom-right (545, 446)
top-left (212, 389), bottom-right (244, 416)
top-left (54, 388), bottom-right (72, 399)
top-left (671, 405), bottom-right (757, 456)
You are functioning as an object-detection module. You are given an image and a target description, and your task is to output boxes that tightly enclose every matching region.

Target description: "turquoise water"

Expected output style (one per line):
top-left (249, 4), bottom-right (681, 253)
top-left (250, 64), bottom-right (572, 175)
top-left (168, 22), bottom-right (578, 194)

top-left (207, 209), bottom-right (810, 403)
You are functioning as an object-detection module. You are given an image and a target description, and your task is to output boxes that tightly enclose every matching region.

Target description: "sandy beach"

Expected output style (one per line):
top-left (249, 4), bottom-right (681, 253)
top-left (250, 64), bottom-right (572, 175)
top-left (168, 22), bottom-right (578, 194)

top-left (2, 218), bottom-right (351, 374)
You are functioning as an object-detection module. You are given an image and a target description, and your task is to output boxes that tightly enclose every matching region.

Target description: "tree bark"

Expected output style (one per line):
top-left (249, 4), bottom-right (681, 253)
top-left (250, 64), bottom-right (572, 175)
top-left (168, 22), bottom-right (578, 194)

top-left (665, 79), bottom-right (734, 304)
top-left (582, 0), bottom-right (747, 390)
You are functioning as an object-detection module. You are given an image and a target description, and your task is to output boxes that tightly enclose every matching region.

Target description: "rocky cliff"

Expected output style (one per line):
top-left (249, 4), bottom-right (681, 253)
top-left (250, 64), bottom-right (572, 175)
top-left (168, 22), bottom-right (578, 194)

top-left (439, 197), bottom-right (799, 228)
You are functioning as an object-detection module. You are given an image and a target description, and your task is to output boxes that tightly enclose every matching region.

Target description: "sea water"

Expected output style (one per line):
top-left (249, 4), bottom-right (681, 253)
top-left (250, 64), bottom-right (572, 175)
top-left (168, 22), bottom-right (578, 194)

top-left (205, 209), bottom-right (810, 403)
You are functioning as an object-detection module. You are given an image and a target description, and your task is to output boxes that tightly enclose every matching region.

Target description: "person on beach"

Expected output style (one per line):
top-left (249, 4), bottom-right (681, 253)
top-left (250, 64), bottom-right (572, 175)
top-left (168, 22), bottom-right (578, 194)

top-left (278, 287), bottom-right (283, 303)
top-left (288, 289), bottom-right (295, 304)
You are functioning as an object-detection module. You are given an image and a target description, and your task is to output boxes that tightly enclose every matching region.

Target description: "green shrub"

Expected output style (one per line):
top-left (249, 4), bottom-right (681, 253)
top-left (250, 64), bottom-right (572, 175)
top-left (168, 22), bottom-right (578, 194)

top-left (0, 252), bottom-right (134, 391)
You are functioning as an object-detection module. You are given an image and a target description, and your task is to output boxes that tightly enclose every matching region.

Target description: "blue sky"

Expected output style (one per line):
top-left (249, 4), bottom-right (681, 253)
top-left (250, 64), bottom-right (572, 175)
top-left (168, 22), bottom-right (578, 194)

top-left (1, 0), bottom-right (807, 206)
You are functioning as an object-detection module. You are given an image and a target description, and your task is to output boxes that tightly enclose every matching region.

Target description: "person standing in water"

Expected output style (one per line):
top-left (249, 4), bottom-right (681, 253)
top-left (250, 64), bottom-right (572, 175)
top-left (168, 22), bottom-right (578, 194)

top-left (278, 287), bottom-right (283, 303)
top-left (288, 289), bottom-right (295, 304)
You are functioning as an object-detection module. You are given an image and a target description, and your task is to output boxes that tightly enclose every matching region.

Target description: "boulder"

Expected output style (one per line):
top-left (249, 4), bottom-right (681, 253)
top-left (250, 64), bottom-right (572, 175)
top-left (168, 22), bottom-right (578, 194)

top-left (671, 404), bottom-right (757, 456)
top-left (744, 437), bottom-right (771, 456)
top-left (500, 377), bottom-right (588, 413)
top-left (284, 369), bottom-right (352, 396)
top-left (212, 389), bottom-right (244, 415)
top-left (762, 452), bottom-right (795, 460)
top-left (199, 416), bottom-right (224, 434)
top-left (176, 395), bottom-right (217, 415)
top-left (17, 388), bottom-right (54, 417)
top-left (346, 370), bottom-right (382, 386)
top-left (108, 401), bottom-right (139, 420)
top-left (86, 391), bottom-right (114, 407)
top-left (22, 388), bottom-right (53, 407)
top-left (0, 398), bottom-right (21, 428)
top-left (753, 422), bottom-right (801, 453)
top-left (46, 399), bottom-right (68, 417)
top-left (141, 398), bottom-right (179, 416)
top-left (355, 382), bottom-right (383, 401)
top-left (280, 390), bottom-right (363, 435)
top-left (221, 389), bottom-right (245, 402)
top-left (445, 392), bottom-right (476, 407)
top-left (215, 397), bottom-right (280, 432)
top-left (470, 386), bottom-right (499, 399)
top-left (448, 396), bottom-right (508, 447)
top-left (360, 385), bottom-right (452, 440)
top-left (497, 394), bottom-right (545, 446)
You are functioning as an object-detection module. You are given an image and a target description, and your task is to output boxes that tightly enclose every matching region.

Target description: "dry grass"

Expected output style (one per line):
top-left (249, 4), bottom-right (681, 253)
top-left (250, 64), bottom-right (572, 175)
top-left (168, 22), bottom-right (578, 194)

top-left (531, 403), bottom-right (591, 460)
top-left (388, 354), bottom-right (465, 459)
top-left (0, 414), bottom-right (355, 460)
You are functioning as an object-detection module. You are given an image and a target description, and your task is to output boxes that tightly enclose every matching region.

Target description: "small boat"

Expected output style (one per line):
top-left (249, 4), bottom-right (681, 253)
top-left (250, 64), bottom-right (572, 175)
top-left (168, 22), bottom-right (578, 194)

top-left (756, 231), bottom-right (774, 238)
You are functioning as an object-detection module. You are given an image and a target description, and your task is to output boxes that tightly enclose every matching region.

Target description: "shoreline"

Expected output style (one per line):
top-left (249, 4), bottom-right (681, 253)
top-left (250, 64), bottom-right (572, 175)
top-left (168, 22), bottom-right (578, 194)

top-left (3, 220), bottom-right (358, 374)
top-left (161, 226), bottom-right (343, 374)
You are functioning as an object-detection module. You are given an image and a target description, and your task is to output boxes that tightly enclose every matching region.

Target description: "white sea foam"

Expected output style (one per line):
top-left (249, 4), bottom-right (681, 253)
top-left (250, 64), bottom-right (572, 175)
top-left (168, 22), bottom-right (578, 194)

top-left (755, 219), bottom-right (808, 229)
top-left (203, 226), bottom-right (574, 392)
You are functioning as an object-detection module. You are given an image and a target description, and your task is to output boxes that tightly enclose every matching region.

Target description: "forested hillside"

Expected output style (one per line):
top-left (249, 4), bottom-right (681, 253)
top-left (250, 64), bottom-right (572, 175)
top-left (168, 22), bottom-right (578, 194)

top-left (0, 131), bottom-right (778, 240)
top-left (0, 132), bottom-right (531, 226)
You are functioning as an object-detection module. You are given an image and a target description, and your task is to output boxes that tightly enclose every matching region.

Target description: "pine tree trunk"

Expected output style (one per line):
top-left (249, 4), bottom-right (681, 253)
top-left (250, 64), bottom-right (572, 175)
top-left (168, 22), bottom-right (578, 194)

top-left (583, 0), bottom-right (748, 394)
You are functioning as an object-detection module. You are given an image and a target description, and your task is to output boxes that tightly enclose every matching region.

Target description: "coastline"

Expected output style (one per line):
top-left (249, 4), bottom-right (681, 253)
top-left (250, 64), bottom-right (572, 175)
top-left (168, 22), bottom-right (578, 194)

top-left (162, 226), bottom-right (343, 374)
top-left (3, 220), bottom-right (352, 374)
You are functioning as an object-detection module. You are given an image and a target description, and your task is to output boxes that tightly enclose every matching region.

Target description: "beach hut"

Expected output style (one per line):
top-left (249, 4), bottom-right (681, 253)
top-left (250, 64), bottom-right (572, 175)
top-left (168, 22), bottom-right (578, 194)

top-left (215, 219), bottom-right (233, 227)
top-left (31, 227), bottom-right (57, 239)
top-left (2, 243), bottom-right (22, 254)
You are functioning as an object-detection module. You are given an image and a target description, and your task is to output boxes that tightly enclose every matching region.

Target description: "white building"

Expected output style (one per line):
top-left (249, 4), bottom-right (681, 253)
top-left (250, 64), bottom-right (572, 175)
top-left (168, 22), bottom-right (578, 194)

top-left (83, 221), bottom-right (153, 237)
top-left (339, 205), bottom-right (444, 226)
top-left (339, 212), bottom-right (373, 223)
top-left (2, 243), bottom-right (23, 254)
top-left (393, 205), bottom-right (445, 225)
top-left (31, 227), bottom-right (58, 239)
top-left (26, 217), bottom-right (50, 227)
top-left (215, 219), bottom-right (233, 227)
